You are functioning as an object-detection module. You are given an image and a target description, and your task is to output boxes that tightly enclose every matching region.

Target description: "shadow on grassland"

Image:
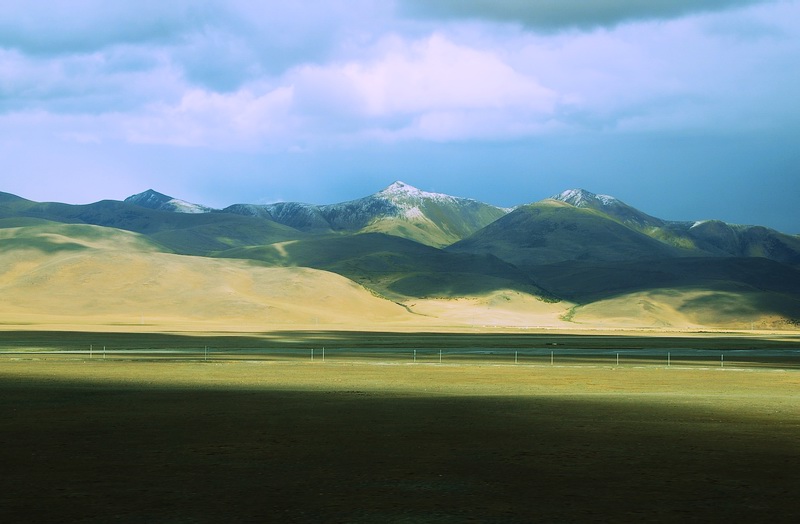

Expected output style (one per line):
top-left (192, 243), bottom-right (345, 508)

top-left (1, 377), bottom-right (798, 523)
top-left (2, 330), bottom-right (799, 353)
top-left (530, 257), bottom-right (800, 306)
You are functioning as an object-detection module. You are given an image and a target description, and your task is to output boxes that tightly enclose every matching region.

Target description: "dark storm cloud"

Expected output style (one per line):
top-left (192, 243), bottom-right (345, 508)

top-left (401, 0), bottom-right (776, 31)
top-left (0, 1), bottom-right (216, 55)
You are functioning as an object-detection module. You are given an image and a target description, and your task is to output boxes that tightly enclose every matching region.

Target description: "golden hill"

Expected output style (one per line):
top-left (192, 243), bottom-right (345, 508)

top-left (0, 223), bottom-right (413, 330)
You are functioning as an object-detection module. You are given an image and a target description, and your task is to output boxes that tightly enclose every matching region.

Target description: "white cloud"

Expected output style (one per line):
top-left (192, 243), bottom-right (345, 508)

top-left (289, 34), bottom-right (558, 141)
top-left (113, 33), bottom-right (561, 146)
top-left (351, 34), bottom-right (555, 115)
top-left (501, 0), bottom-right (800, 133)
top-left (123, 86), bottom-right (295, 148)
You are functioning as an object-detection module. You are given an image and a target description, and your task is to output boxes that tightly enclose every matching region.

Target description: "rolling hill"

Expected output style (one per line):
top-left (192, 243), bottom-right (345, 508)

top-left (0, 221), bottom-right (413, 329)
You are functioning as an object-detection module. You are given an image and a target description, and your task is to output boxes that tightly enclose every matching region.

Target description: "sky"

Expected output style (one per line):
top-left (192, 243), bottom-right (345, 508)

top-left (1, 0), bottom-right (799, 233)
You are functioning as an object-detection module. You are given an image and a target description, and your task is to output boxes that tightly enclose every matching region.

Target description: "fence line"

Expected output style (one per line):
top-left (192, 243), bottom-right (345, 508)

top-left (1, 347), bottom-right (797, 370)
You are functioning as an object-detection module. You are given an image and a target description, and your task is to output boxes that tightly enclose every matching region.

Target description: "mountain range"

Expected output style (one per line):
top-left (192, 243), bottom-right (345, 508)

top-left (1, 183), bottom-right (799, 330)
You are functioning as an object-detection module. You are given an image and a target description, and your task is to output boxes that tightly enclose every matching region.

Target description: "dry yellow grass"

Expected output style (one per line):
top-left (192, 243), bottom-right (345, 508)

top-left (405, 290), bottom-right (571, 328)
top-left (0, 224), bottom-right (412, 330)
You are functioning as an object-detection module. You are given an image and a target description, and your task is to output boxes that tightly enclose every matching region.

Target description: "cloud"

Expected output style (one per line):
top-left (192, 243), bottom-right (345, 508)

top-left (289, 34), bottom-right (558, 141)
top-left (0, 1), bottom-right (396, 93)
top-left (123, 86), bottom-right (295, 148)
top-left (109, 33), bottom-right (559, 146)
top-left (400, 0), bottom-right (778, 31)
top-left (0, 47), bottom-right (183, 115)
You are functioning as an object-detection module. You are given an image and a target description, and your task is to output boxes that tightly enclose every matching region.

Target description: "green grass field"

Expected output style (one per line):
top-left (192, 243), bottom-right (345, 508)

top-left (1, 332), bottom-right (799, 522)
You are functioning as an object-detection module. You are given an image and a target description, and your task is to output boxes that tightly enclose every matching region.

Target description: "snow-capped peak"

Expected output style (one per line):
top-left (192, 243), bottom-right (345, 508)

top-left (378, 181), bottom-right (456, 203)
top-left (553, 189), bottom-right (618, 208)
top-left (124, 189), bottom-right (213, 214)
top-left (125, 189), bottom-right (171, 207)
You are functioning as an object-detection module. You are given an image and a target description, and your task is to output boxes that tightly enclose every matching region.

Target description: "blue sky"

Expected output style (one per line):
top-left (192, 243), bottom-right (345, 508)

top-left (1, 0), bottom-right (798, 233)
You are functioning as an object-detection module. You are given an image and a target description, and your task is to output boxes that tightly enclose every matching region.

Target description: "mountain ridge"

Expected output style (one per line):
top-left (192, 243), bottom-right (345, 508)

top-left (220, 181), bottom-right (509, 247)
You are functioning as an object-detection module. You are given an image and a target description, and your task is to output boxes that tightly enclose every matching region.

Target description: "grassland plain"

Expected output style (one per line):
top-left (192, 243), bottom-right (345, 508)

top-left (1, 331), bottom-right (799, 522)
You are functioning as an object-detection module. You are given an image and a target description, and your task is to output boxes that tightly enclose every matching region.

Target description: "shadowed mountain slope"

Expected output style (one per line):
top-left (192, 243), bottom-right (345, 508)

top-left (656, 220), bottom-right (800, 267)
top-left (530, 256), bottom-right (800, 328)
top-left (531, 257), bottom-right (800, 303)
top-left (219, 232), bottom-right (553, 301)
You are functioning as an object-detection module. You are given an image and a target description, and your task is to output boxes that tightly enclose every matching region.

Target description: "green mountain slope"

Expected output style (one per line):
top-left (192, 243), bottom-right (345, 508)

top-left (552, 188), bottom-right (666, 230)
top-left (0, 195), bottom-right (304, 256)
top-left (448, 200), bottom-right (687, 266)
top-left (550, 188), bottom-right (800, 266)
top-left (222, 182), bottom-right (508, 248)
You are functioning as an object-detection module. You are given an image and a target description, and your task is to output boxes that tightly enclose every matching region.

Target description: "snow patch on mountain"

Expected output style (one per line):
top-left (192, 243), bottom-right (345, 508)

top-left (379, 181), bottom-right (457, 204)
top-left (125, 189), bottom-right (213, 214)
top-left (403, 206), bottom-right (425, 219)
top-left (167, 199), bottom-right (211, 214)
top-left (554, 189), bottom-right (618, 208)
